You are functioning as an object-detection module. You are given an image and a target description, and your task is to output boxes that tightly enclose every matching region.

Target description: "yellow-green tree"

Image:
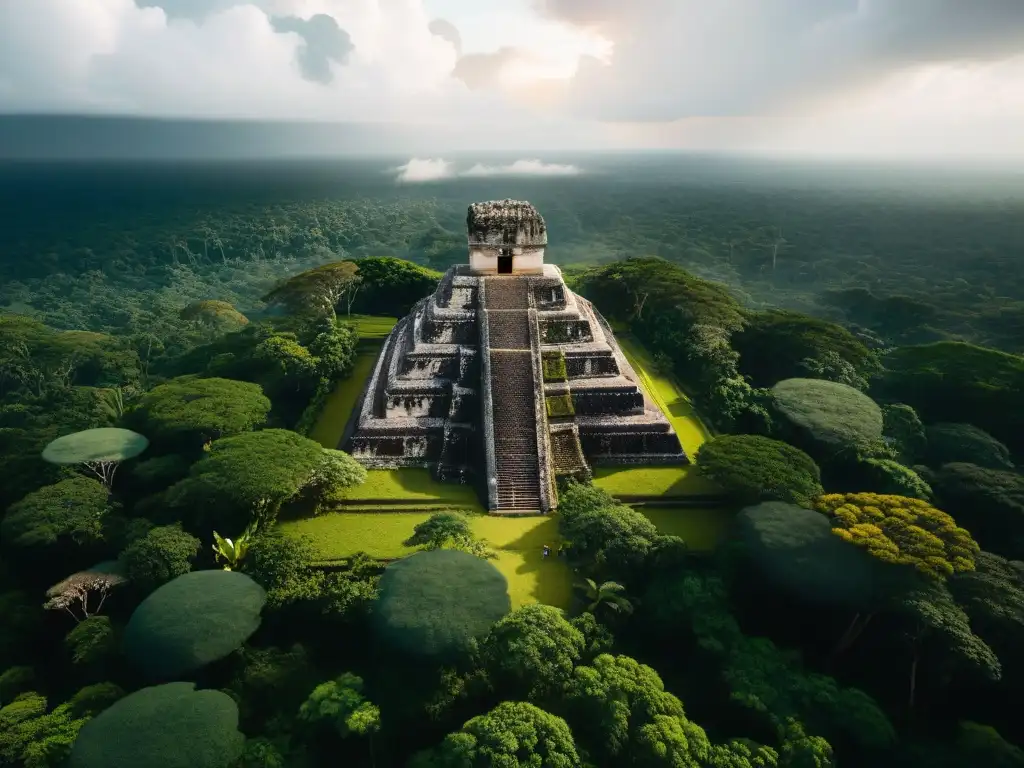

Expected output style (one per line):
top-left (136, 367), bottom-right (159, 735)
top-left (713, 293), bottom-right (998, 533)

top-left (813, 492), bottom-right (978, 580)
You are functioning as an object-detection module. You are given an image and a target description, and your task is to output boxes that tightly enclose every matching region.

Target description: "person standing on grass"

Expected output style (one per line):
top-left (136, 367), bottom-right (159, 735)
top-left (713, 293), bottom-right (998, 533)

top-left (542, 544), bottom-right (550, 558)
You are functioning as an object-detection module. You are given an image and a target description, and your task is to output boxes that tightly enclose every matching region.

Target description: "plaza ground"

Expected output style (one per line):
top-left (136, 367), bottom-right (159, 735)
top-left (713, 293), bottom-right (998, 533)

top-left (288, 315), bottom-right (733, 609)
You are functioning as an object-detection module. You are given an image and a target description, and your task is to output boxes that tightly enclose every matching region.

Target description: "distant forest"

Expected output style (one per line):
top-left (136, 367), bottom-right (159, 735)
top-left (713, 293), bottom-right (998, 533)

top-left (0, 155), bottom-right (1022, 353)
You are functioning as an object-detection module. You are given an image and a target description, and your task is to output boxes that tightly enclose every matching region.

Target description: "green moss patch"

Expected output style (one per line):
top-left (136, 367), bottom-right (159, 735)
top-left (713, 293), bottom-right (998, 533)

top-left (542, 351), bottom-right (568, 382)
top-left (546, 394), bottom-right (575, 419)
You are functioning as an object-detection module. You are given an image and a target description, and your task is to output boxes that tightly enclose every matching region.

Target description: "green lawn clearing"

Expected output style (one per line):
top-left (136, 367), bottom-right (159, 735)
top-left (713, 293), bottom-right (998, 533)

top-left (341, 314), bottom-right (398, 341)
top-left (309, 348), bottom-right (380, 450)
top-left (334, 468), bottom-right (483, 507)
top-left (277, 512), bottom-right (572, 610)
top-left (635, 506), bottom-right (736, 551)
top-left (278, 512), bottom-right (431, 561)
top-left (593, 335), bottom-right (720, 499)
top-left (593, 465), bottom-right (720, 497)
top-left (616, 335), bottom-right (712, 455)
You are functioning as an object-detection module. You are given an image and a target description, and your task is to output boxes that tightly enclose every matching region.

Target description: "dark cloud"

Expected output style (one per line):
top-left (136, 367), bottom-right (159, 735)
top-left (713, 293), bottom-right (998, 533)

top-left (429, 18), bottom-right (462, 56)
top-left (270, 14), bottom-right (354, 85)
top-left (539, 0), bottom-right (1024, 120)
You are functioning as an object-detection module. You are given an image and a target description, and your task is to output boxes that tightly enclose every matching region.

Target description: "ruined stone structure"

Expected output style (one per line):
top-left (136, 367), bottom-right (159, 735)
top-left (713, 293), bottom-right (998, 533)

top-left (343, 200), bottom-right (687, 513)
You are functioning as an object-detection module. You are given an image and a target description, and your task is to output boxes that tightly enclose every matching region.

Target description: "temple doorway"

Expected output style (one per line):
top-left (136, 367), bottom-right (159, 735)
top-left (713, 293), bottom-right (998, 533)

top-left (498, 251), bottom-right (513, 273)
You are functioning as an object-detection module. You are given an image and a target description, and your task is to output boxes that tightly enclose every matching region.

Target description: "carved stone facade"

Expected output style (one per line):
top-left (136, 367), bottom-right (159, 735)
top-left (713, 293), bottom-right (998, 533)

top-left (467, 199), bottom-right (547, 275)
top-left (342, 201), bottom-right (687, 513)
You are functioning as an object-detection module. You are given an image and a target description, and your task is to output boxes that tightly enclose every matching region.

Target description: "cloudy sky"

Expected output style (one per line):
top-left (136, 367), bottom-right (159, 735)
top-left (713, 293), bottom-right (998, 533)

top-left (2, 0), bottom-right (1023, 157)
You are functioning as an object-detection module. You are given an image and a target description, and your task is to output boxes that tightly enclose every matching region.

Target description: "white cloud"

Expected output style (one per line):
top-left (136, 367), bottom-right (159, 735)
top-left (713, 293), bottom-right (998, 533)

top-left (0, 1), bottom-right (1022, 157)
top-left (460, 159), bottom-right (581, 176)
top-left (393, 157), bottom-right (582, 182)
top-left (394, 157), bottom-right (455, 182)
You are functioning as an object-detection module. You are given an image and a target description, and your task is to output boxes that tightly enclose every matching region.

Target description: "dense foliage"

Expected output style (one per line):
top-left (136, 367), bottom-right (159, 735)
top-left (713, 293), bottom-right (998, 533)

top-left (122, 570), bottom-right (266, 679)
top-left (68, 682), bottom-right (245, 768)
top-left (373, 549), bottom-right (511, 660)
top-left (1, 159), bottom-right (1023, 767)
top-left (813, 492), bottom-right (979, 579)
top-left (771, 378), bottom-right (885, 455)
top-left (874, 342), bottom-right (1024, 454)
top-left (695, 434), bottom-right (823, 507)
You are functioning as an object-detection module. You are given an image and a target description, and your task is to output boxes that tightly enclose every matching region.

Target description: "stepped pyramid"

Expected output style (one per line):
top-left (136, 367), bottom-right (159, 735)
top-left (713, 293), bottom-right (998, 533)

top-left (342, 200), bottom-right (687, 513)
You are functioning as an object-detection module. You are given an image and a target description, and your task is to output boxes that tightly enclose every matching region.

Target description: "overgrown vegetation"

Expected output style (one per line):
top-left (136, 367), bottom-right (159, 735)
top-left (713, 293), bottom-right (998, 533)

top-left (1, 160), bottom-right (1023, 767)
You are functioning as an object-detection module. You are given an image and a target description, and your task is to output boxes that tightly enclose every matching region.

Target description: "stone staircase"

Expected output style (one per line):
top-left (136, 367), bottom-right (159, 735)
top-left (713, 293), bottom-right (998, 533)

top-left (484, 277), bottom-right (544, 513)
top-left (489, 352), bottom-right (541, 511)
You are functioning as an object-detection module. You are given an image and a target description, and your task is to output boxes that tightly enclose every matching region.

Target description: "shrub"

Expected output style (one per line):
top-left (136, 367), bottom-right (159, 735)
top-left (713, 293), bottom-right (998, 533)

top-left (925, 423), bottom-right (1014, 470)
top-left (117, 524), bottom-right (201, 593)
top-left (736, 501), bottom-right (891, 608)
top-left (733, 309), bottom-right (879, 388)
top-left (881, 403), bottom-right (927, 464)
top-left (695, 434), bottom-right (823, 507)
top-left (122, 570), bottom-right (266, 680)
top-left (931, 463), bottom-right (1024, 560)
top-left (852, 458), bottom-right (933, 500)
top-left (1, 476), bottom-right (110, 550)
top-left (813, 492), bottom-right (979, 580)
top-left (0, 667), bottom-right (34, 705)
top-left (874, 341), bottom-right (1024, 454)
top-left (771, 377), bottom-right (884, 454)
top-left (373, 549), bottom-right (510, 660)
top-left (123, 376), bottom-right (271, 449)
top-left (67, 682), bottom-right (245, 768)
top-left (65, 616), bottom-right (116, 666)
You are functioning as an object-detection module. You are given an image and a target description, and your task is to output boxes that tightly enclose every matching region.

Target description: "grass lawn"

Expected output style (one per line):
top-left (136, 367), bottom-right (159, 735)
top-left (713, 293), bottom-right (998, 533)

top-left (616, 335), bottom-right (712, 455)
top-left (278, 512), bottom-right (431, 560)
top-left (341, 314), bottom-right (398, 341)
top-left (334, 468), bottom-right (483, 507)
top-left (277, 512), bottom-right (572, 609)
top-left (594, 335), bottom-right (721, 499)
top-left (635, 506), bottom-right (736, 550)
top-left (592, 465), bottom-right (720, 497)
top-left (309, 348), bottom-right (380, 450)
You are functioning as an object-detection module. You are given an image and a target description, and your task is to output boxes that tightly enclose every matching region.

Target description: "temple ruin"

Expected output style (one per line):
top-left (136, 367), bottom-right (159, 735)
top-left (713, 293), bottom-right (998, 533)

top-left (342, 199), bottom-right (687, 513)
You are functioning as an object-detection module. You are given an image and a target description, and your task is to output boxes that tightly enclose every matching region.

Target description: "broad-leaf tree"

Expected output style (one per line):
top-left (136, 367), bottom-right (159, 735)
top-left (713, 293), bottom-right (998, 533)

top-left (695, 434), bottom-right (823, 507)
top-left (41, 427), bottom-right (149, 489)
top-left (165, 429), bottom-right (326, 531)
top-left (122, 570), bottom-right (266, 680)
top-left (477, 604), bottom-right (585, 701)
top-left (411, 701), bottom-right (582, 768)
top-left (44, 561), bottom-right (128, 623)
top-left (297, 672), bottom-right (380, 759)
top-left (374, 549), bottom-right (510, 661)
top-left (68, 682), bottom-right (245, 768)
top-left (123, 376), bottom-right (271, 450)
top-left (813, 492), bottom-right (978, 580)
top-left (262, 261), bottom-right (361, 320)
top-left (1, 476), bottom-right (110, 550)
